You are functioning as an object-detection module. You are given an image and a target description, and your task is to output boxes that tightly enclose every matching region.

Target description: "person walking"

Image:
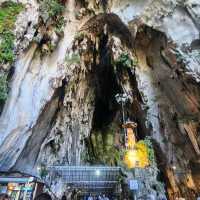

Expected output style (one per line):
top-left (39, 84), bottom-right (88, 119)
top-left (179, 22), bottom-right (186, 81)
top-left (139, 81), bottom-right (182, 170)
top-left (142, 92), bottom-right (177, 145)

top-left (88, 194), bottom-right (93, 200)
top-left (61, 192), bottom-right (67, 200)
top-left (102, 194), bottom-right (109, 200)
top-left (98, 195), bottom-right (103, 200)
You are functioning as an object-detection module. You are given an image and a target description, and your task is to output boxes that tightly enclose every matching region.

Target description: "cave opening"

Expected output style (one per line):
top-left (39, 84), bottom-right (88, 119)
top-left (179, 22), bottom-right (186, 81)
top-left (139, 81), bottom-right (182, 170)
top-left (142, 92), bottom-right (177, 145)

top-left (85, 29), bottom-right (149, 166)
top-left (84, 33), bottom-right (124, 165)
top-left (91, 33), bottom-right (146, 137)
top-left (92, 33), bottom-right (122, 131)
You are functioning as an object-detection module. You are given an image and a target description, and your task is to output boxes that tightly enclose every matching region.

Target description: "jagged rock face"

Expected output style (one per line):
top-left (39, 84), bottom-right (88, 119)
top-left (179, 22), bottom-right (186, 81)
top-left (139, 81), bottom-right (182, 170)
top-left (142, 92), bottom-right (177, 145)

top-left (134, 25), bottom-right (200, 198)
top-left (13, 60), bottom-right (95, 172)
top-left (0, 0), bottom-right (200, 199)
top-left (0, 0), bottom-right (79, 171)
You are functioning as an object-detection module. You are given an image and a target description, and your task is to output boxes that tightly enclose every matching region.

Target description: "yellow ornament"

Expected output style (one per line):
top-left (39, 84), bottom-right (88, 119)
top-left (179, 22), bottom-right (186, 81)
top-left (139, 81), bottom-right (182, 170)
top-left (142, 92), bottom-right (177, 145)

top-left (124, 142), bottom-right (149, 169)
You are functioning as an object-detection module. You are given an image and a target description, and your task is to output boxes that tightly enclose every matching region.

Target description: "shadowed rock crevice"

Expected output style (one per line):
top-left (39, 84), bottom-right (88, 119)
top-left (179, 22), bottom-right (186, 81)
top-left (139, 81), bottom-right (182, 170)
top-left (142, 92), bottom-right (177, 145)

top-left (92, 33), bottom-right (122, 131)
top-left (11, 81), bottom-right (67, 173)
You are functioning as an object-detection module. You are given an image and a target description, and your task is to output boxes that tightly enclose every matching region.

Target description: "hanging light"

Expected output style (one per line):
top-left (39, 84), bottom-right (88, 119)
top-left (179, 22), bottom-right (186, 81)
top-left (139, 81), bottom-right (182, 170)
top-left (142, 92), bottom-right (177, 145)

top-left (172, 165), bottom-right (177, 171)
top-left (170, 144), bottom-right (177, 171)
top-left (95, 169), bottom-right (101, 176)
top-left (116, 93), bottom-right (150, 169)
top-left (7, 183), bottom-right (15, 191)
top-left (37, 166), bottom-right (41, 172)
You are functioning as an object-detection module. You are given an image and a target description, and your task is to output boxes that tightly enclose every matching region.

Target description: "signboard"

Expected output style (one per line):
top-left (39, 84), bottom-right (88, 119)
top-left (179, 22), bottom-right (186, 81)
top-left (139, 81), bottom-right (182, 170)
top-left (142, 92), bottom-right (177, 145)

top-left (129, 179), bottom-right (139, 190)
top-left (22, 186), bottom-right (33, 191)
top-left (0, 186), bottom-right (7, 193)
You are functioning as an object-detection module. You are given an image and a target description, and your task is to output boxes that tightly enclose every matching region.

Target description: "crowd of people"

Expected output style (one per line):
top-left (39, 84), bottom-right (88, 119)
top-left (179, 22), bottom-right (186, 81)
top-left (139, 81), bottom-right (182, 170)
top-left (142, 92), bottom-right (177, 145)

top-left (0, 193), bottom-right (111, 200)
top-left (87, 194), bottom-right (110, 200)
top-left (0, 193), bottom-right (112, 200)
top-left (0, 193), bottom-right (53, 200)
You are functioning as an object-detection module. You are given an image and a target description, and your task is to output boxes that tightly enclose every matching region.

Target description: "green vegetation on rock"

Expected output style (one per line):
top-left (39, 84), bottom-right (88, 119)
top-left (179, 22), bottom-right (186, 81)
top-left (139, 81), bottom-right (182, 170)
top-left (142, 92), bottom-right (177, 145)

top-left (39, 0), bottom-right (66, 53)
top-left (74, 32), bottom-right (85, 41)
top-left (0, 74), bottom-right (8, 102)
top-left (65, 53), bottom-right (81, 65)
top-left (55, 15), bottom-right (65, 35)
top-left (115, 53), bottom-right (137, 69)
top-left (83, 124), bottom-right (125, 166)
top-left (138, 137), bottom-right (156, 165)
top-left (38, 164), bottom-right (48, 179)
top-left (0, 1), bottom-right (24, 64)
top-left (39, 0), bottom-right (65, 20)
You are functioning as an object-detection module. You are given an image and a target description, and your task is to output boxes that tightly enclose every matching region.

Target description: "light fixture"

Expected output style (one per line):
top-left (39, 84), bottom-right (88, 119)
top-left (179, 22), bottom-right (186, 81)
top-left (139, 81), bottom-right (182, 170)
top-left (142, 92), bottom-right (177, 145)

top-left (7, 183), bottom-right (15, 191)
top-left (8, 186), bottom-right (14, 191)
top-left (95, 169), bottom-right (101, 176)
top-left (172, 165), bottom-right (177, 170)
top-left (124, 149), bottom-right (139, 169)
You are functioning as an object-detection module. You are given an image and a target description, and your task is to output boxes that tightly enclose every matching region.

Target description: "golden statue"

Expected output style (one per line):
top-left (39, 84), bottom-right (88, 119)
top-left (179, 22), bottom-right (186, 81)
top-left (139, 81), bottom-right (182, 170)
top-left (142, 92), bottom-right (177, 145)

top-left (123, 121), bottom-right (149, 169)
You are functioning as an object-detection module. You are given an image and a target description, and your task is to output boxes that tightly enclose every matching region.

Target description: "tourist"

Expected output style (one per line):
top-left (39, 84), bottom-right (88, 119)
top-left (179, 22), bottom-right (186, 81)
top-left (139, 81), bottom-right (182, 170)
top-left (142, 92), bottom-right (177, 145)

top-left (102, 194), bottom-right (109, 200)
top-left (88, 194), bottom-right (93, 200)
top-left (61, 192), bottom-right (67, 200)
top-left (157, 194), bottom-right (167, 200)
top-left (98, 195), bottom-right (103, 200)
top-left (0, 194), bottom-right (10, 200)
top-left (34, 193), bottom-right (52, 200)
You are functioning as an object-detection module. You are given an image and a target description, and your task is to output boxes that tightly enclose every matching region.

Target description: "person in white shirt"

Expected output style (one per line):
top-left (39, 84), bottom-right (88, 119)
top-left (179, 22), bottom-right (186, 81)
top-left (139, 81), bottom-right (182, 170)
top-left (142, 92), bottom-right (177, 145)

top-left (88, 194), bottom-right (93, 200)
top-left (102, 194), bottom-right (109, 200)
top-left (98, 195), bottom-right (103, 200)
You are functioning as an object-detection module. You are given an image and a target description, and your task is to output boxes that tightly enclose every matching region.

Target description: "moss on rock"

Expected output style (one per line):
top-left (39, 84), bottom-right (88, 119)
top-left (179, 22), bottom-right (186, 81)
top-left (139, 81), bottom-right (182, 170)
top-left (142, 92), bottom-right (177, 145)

top-left (38, 0), bottom-right (66, 54)
top-left (84, 123), bottom-right (125, 166)
top-left (0, 1), bottom-right (24, 65)
top-left (39, 0), bottom-right (65, 20)
top-left (0, 74), bottom-right (8, 102)
top-left (115, 53), bottom-right (137, 69)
